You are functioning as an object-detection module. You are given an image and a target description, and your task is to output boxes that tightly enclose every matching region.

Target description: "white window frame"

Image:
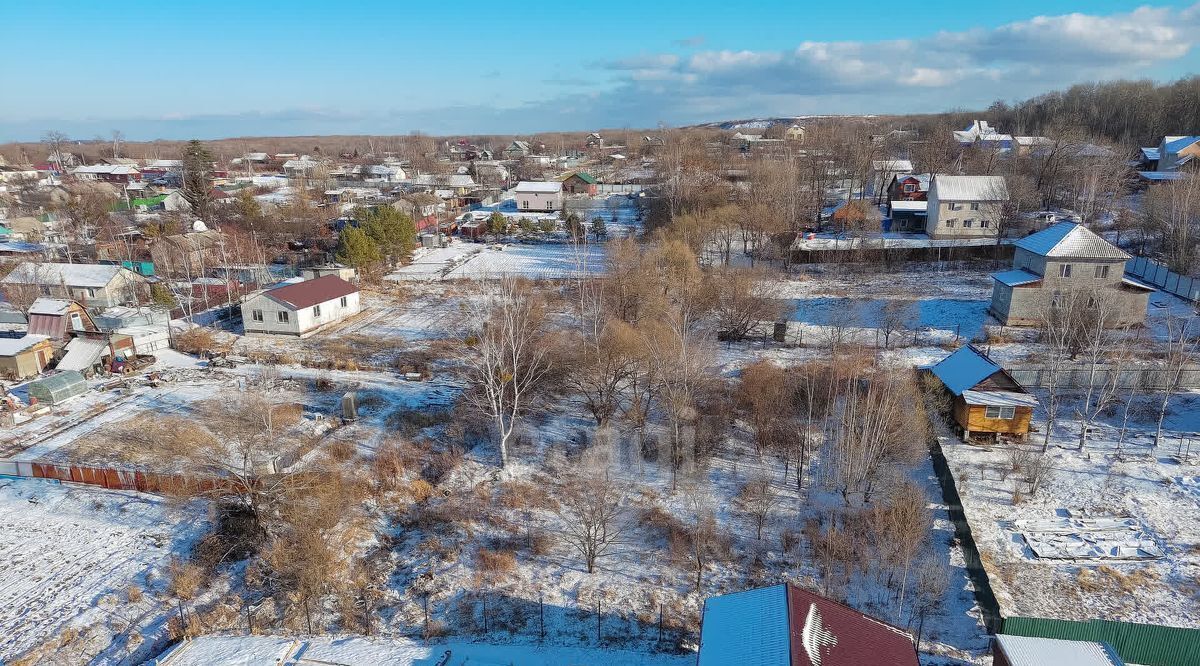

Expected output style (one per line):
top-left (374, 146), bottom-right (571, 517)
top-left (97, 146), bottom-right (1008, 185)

top-left (963, 219), bottom-right (974, 228)
top-left (970, 202), bottom-right (981, 211)
top-left (945, 219), bottom-right (956, 227)
top-left (277, 310), bottom-right (290, 323)
top-left (340, 296), bottom-right (348, 307)
top-left (984, 405), bottom-right (1016, 419)
top-left (1094, 265), bottom-right (1109, 279)
top-left (252, 309), bottom-right (263, 322)
top-left (313, 304), bottom-right (321, 317)
top-left (1060, 264), bottom-right (1073, 278)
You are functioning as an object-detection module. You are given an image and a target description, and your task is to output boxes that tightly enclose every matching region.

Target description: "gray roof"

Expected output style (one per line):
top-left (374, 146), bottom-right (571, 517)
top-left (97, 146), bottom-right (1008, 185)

top-left (992, 269), bottom-right (1043, 287)
top-left (993, 635), bottom-right (1123, 666)
top-left (1013, 222), bottom-right (1130, 260)
top-left (514, 181), bottom-right (562, 193)
top-left (1, 262), bottom-right (130, 288)
top-left (931, 175), bottom-right (1008, 201)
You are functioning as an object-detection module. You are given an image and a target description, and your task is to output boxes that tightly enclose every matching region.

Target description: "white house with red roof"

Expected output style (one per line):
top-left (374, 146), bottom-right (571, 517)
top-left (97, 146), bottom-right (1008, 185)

top-left (240, 275), bottom-right (360, 337)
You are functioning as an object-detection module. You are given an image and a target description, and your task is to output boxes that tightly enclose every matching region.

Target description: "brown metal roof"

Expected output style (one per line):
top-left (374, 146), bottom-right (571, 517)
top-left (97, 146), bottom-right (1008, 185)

top-left (786, 586), bottom-right (920, 666)
top-left (262, 275), bottom-right (357, 310)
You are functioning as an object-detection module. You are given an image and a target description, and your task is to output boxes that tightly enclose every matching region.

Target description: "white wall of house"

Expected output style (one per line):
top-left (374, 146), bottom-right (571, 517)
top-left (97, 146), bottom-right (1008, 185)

top-left (241, 291), bottom-right (361, 337)
top-left (925, 190), bottom-right (1004, 239)
top-left (515, 189), bottom-right (563, 212)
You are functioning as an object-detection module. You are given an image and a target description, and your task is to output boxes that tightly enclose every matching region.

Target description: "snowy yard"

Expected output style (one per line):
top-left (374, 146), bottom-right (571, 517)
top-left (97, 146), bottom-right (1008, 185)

top-left (940, 390), bottom-right (1200, 628)
top-left (0, 478), bottom-right (207, 663)
top-left (156, 634), bottom-right (694, 665)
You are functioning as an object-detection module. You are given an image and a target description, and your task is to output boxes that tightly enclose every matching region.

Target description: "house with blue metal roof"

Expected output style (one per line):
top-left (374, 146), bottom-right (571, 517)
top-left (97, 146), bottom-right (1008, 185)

top-left (988, 222), bottom-right (1152, 327)
top-left (929, 345), bottom-right (1038, 442)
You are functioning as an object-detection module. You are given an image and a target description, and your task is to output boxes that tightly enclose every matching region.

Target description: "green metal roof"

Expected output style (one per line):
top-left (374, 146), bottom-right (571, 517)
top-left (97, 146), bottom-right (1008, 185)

top-left (573, 172), bottom-right (598, 184)
top-left (1003, 616), bottom-right (1200, 666)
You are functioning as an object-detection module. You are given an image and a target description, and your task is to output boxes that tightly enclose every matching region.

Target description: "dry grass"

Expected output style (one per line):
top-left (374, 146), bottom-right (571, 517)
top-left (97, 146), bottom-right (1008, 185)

top-left (477, 548), bottom-right (517, 574)
top-left (166, 558), bottom-right (204, 600)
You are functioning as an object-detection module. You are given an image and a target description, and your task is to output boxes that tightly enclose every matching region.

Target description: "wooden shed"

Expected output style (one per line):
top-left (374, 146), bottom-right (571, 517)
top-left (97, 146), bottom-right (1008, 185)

top-left (0, 335), bottom-right (54, 380)
top-left (929, 345), bottom-right (1038, 442)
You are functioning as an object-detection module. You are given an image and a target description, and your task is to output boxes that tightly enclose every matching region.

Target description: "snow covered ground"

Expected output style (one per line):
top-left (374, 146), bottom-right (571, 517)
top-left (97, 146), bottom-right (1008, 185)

top-left (940, 391), bottom-right (1200, 628)
top-left (0, 478), bottom-right (207, 663)
top-left (154, 634), bottom-right (694, 665)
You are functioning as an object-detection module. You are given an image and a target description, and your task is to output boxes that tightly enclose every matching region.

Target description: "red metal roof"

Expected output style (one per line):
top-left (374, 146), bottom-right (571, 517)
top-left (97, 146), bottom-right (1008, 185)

top-left (263, 275), bottom-right (357, 310)
top-left (786, 586), bottom-right (919, 666)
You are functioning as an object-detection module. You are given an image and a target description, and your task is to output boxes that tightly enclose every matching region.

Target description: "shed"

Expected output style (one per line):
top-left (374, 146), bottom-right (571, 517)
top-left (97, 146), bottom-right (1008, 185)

top-left (0, 335), bottom-right (53, 380)
top-left (27, 370), bottom-right (89, 405)
top-left (929, 345), bottom-right (1038, 442)
top-left (993, 634), bottom-right (1124, 666)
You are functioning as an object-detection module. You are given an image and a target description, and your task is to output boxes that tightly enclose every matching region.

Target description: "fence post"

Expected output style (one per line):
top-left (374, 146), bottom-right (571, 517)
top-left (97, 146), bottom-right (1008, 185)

top-left (658, 603), bottom-right (664, 644)
top-left (539, 594), bottom-right (544, 643)
top-left (596, 598), bottom-right (601, 644)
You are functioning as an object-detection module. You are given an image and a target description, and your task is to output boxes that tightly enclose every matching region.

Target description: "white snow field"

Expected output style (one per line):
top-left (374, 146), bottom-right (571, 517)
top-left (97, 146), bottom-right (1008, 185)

top-left (153, 634), bottom-right (695, 665)
top-left (0, 477), bottom-right (207, 662)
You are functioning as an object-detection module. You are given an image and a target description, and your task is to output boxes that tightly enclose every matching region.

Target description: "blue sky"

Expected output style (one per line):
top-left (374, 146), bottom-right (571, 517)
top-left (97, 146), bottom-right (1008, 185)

top-left (2, 0), bottom-right (1199, 140)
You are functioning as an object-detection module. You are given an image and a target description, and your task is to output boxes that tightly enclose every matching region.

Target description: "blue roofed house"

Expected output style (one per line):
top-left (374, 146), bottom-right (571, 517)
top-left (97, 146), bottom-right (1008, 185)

top-left (929, 345), bottom-right (1038, 442)
top-left (1137, 135), bottom-right (1200, 181)
top-left (988, 222), bottom-right (1152, 327)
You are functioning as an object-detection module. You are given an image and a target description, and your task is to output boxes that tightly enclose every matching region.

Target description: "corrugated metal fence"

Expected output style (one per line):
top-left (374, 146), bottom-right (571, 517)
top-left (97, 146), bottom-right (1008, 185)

top-left (0, 459), bottom-right (180, 492)
top-left (1007, 363), bottom-right (1200, 390)
top-left (1127, 256), bottom-right (1200, 302)
top-left (1002, 616), bottom-right (1200, 666)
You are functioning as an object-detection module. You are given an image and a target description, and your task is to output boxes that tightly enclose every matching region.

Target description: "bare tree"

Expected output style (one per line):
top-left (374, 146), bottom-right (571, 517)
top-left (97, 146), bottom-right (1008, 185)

top-left (556, 464), bottom-right (628, 573)
top-left (736, 472), bottom-right (778, 541)
top-left (463, 276), bottom-right (555, 467)
top-left (712, 268), bottom-right (785, 341)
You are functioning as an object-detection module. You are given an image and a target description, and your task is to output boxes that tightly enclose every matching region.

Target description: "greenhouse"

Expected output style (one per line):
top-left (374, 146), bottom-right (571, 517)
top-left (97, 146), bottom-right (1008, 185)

top-left (27, 370), bottom-right (89, 405)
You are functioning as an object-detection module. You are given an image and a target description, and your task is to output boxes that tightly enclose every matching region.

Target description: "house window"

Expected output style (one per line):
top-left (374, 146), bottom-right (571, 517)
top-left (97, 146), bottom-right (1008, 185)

top-left (949, 202), bottom-right (961, 211)
top-left (1094, 265), bottom-right (1109, 279)
top-left (984, 406), bottom-right (1016, 419)
top-left (981, 220), bottom-right (991, 228)
top-left (963, 219), bottom-right (974, 228)
top-left (278, 311), bottom-right (290, 323)
top-left (340, 296), bottom-right (348, 307)
top-left (903, 183), bottom-right (915, 193)
top-left (522, 200), bottom-right (529, 209)
top-left (41, 285), bottom-right (51, 295)
top-left (945, 219), bottom-right (955, 227)
top-left (86, 288), bottom-right (96, 298)
top-left (1060, 264), bottom-right (1073, 278)
top-left (252, 309), bottom-right (263, 322)
top-left (970, 203), bottom-right (981, 211)
top-left (313, 304), bottom-right (321, 317)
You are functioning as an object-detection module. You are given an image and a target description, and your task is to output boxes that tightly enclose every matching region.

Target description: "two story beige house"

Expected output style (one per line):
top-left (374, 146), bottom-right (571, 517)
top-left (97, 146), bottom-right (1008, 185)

top-left (989, 222), bottom-right (1152, 327)
top-left (926, 175), bottom-right (1008, 239)
top-left (1, 262), bottom-right (148, 309)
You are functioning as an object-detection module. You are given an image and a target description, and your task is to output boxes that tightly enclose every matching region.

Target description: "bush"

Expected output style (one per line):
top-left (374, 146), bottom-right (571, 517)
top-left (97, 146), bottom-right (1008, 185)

top-left (167, 558), bottom-right (204, 600)
top-left (477, 548), bottom-right (517, 574)
top-left (174, 327), bottom-right (217, 356)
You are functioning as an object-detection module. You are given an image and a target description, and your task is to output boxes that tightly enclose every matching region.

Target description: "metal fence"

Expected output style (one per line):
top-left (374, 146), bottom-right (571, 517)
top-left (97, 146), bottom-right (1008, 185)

top-left (1002, 616), bottom-right (1200, 666)
top-left (1126, 256), bottom-right (1200, 302)
top-left (1006, 364), bottom-right (1200, 390)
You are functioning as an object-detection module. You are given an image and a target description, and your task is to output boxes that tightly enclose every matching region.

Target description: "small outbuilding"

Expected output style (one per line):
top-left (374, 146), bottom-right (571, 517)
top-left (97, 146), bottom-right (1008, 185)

top-left (929, 345), bottom-right (1038, 442)
top-left (27, 370), bottom-right (89, 405)
top-left (992, 634), bottom-right (1125, 666)
top-left (0, 335), bottom-right (53, 380)
top-left (561, 172), bottom-right (598, 195)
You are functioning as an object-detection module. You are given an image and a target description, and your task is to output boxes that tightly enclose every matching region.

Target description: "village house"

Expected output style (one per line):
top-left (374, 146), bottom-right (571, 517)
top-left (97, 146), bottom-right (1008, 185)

top-left (241, 275), bottom-right (361, 338)
top-left (698, 584), bottom-right (920, 666)
top-left (149, 229), bottom-right (225, 278)
top-left (929, 345), bottom-right (1038, 442)
top-left (26, 297), bottom-right (100, 343)
top-left (1147, 135), bottom-right (1200, 173)
top-left (0, 335), bottom-right (54, 380)
top-left (925, 175), bottom-right (1008, 239)
top-left (560, 172), bottom-right (598, 195)
top-left (71, 164), bottom-right (141, 184)
top-left (989, 222), bottom-right (1152, 327)
top-left (584, 132), bottom-right (603, 147)
top-left (785, 124), bottom-right (806, 142)
top-left (514, 181), bottom-right (563, 212)
top-left (870, 159), bottom-right (913, 197)
top-left (502, 140), bottom-right (532, 159)
top-left (954, 119), bottom-right (1013, 150)
top-left (393, 193), bottom-right (442, 232)
top-left (1, 262), bottom-right (148, 309)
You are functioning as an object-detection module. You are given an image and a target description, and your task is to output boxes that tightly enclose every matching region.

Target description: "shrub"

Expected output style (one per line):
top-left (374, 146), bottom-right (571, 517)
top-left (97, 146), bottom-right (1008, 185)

top-left (477, 548), bottom-right (517, 574)
top-left (127, 585), bottom-right (144, 603)
top-left (167, 558), bottom-right (204, 600)
top-left (174, 327), bottom-right (217, 356)
top-left (408, 479), bottom-right (435, 502)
